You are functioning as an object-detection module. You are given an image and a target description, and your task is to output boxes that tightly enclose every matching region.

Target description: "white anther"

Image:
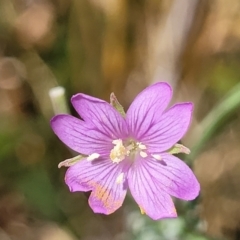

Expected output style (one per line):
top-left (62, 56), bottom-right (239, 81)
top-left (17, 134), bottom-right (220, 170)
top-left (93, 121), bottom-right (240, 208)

top-left (151, 154), bottom-right (162, 160)
top-left (112, 157), bottom-right (123, 164)
top-left (112, 139), bottom-right (122, 145)
top-left (116, 173), bottom-right (124, 184)
top-left (140, 151), bottom-right (148, 158)
top-left (138, 143), bottom-right (147, 150)
top-left (87, 153), bottom-right (100, 161)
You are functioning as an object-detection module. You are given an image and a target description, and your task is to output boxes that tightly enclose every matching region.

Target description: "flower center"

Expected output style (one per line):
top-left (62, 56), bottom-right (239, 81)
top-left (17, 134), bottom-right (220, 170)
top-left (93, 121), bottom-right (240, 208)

top-left (110, 139), bottom-right (148, 163)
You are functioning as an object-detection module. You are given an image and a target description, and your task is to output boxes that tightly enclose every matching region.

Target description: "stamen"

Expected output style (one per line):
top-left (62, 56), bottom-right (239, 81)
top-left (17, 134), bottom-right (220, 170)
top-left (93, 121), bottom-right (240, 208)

top-left (140, 151), bottom-right (148, 158)
top-left (151, 154), bottom-right (162, 160)
top-left (110, 139), bottom-right (149, 162)
top-left (116, 173), bottom-right (124, 184)
top-left (138, 143), bottom-right (147, 150)
top-left (87, 153), bottom-right (100, 161)
top-left (110, 139), bottom-right (128, 163)
top-left (112, 139), bottom-right (121, 145)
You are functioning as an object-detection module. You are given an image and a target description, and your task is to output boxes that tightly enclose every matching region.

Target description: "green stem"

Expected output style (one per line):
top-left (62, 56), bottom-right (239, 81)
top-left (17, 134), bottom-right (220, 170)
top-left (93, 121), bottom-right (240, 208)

top-left (189, 82), bottom-right (240, 159)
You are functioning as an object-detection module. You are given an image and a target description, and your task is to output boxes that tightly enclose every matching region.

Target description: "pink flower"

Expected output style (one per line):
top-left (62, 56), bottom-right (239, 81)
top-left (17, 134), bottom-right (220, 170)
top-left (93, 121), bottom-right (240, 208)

top-left (51, 82), bottom-right (200, 220)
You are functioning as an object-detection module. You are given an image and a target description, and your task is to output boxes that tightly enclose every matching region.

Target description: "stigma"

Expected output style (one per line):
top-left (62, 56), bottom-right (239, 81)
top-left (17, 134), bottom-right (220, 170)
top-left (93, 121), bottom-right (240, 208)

top-left (110, 139), bottom-right (129, 163)
top-left (110, 139), bottom-right (148, 163)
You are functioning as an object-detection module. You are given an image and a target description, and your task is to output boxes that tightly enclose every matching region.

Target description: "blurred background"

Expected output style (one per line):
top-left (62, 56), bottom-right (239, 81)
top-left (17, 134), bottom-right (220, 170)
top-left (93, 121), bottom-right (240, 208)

top-left (1, 0), bottom-right (240, 239)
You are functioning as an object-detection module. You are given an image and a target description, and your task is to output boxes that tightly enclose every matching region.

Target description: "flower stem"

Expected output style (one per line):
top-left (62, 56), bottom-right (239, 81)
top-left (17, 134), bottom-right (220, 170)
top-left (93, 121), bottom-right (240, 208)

top-left (49, 86), bottom-right (69, 114)
top-left (189, 82), bottom-right (240, 160)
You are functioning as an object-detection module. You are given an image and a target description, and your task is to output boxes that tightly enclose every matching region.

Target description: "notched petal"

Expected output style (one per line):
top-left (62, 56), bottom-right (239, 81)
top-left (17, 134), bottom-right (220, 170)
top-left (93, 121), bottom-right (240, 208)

top-left (88, 180), bottom-right (126, 214)
top-left (128, 160), bottom-right (178, 220)
top-left (142, 102), bottom-right (193, 153)
top-left (127, 82), bottom-right (173, 139)
top-left (71, 93), bottom-right (128, 139)
top-left (147, 154), bottom-right (200, 201)
top-left (51, 114), bottom-right (112, 155)
top-left (65, 158), bottom-right (128, 214)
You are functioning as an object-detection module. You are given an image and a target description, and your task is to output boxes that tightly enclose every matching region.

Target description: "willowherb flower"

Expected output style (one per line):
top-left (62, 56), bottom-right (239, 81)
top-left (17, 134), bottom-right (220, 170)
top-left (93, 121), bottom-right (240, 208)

top-left (51, 82), bottom-right (200, 220)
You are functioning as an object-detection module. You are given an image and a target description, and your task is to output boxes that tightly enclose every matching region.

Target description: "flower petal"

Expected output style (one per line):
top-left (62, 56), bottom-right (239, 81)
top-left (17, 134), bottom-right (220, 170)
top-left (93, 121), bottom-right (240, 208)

top-left (145, 153), bottom-right (200, 200)
top-left (65, 159), bottom-right (128, 214)
top-left (51, 114), bottom-right (112, 155)
top-left (142, 103), bottom-right (193, 153)
top-left (71, 94), bottom-right (128, 139)
top-left (128, 159), bottom-right (177, 220)
top-left (126, 82), bottom-right (172, 139)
